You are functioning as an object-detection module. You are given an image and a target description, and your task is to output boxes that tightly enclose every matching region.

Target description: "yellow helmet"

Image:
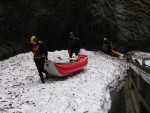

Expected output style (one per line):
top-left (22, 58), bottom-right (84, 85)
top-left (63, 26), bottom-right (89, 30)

top-left (30, 36), bottom-right (38, 44)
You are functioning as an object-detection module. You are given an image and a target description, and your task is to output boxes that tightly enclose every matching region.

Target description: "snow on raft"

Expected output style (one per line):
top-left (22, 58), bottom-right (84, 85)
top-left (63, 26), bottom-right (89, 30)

top-left (0, 49), bottom-right (127, 113)
top-left (44, 54), bottom-right (88, 76)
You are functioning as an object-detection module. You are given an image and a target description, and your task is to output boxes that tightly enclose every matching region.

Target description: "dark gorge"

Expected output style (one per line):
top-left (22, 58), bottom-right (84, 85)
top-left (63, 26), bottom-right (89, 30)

top-left (0, 0), bottom-right (150, 60)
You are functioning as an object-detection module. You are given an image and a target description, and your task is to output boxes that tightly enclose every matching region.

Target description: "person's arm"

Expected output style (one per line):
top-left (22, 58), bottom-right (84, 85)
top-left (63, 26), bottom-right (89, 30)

top-left (30, 43), bottom-right (33, 52)
top-left (38, 42), bottom-right (48, 59)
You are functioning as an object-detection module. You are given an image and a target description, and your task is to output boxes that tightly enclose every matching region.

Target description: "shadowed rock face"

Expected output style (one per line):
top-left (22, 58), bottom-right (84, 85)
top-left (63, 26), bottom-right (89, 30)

top-left (113, 0), bottom-right (150, 52)
top-left (0, 0), bottom-right (150, 60)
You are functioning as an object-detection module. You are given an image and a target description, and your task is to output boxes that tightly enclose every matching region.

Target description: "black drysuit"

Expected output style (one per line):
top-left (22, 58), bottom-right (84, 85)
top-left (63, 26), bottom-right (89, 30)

top-left (30, 41), bottom-right (48, 83)
top-left (103, 40), bottom-right (112, 54)
top-left (68, 37), bottom-right (79, 58)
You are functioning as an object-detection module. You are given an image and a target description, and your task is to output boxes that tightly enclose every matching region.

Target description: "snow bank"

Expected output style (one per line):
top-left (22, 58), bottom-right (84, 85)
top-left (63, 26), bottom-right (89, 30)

top-left (131, 51), bottom-right (150, 66)
top-left (131, 51), bottom-right (150, 59)
top-left (0, 49), bottom-right (127, 113)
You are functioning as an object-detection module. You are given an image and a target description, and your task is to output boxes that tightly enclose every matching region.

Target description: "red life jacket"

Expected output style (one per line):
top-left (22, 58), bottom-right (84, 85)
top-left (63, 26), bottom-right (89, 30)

top-left (32, 41), bottom-right (46, 59)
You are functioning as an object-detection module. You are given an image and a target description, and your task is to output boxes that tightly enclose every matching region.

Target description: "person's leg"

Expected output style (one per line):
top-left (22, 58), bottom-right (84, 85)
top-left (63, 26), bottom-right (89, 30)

top-left (43, 69), bottom-right (49, 79)
top-left (34, 59), bottom-right (45, 83)
top-left (69, 50), bottom-right (73, 58)
top-left (41, 58), bottom-right (49, 79)
top-left (74, 48), bottom-right (79, 56)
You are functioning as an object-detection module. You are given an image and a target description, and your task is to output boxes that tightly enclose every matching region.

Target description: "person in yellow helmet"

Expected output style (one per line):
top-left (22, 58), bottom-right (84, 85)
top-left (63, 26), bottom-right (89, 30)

top-left (30, 36), bottom-right (49, 83)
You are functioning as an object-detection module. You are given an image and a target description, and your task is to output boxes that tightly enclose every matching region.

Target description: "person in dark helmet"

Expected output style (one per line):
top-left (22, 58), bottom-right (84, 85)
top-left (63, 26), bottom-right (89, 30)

top-left (30, 36), bottom-right (49, 83)
top-left (68, 32), bottom-right (80, 58)
top-left (102, 37), bottom-right (112, 54)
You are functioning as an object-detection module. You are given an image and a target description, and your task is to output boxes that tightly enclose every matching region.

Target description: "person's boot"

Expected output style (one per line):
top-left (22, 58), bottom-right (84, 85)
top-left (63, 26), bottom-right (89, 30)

top-left (42, 80), bottom-right (45, 83)
top-left (39, 74), bottom-right (45, 83)
top-left (43, 70), bottom-right (49, 79)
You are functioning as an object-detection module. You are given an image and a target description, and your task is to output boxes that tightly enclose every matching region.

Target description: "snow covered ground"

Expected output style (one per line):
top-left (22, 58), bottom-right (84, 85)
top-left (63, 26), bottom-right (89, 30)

top-left (131, 51), bottom-right (150, 59)
top-left (131, 51), bottom-right (150, 66)
top-left (0, 49), bottom-right (127, 113)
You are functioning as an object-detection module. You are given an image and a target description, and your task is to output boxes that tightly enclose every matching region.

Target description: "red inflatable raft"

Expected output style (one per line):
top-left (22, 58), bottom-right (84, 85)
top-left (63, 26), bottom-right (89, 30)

top-left (44, 54), bottom-right (88, 76)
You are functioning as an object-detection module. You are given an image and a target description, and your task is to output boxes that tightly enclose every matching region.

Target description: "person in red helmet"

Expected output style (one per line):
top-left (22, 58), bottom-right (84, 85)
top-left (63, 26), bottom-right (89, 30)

top-left (30, 36), bottom-right (49, 83)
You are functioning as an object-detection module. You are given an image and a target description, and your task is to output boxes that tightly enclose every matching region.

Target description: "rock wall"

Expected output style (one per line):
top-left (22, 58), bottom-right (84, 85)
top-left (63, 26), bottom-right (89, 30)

top-left (113, 0), bottom-right (150, 52)
top-left (0, 0), bottom-right (150, 60)
top-left (92, 0), bottom-right (150, 52)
